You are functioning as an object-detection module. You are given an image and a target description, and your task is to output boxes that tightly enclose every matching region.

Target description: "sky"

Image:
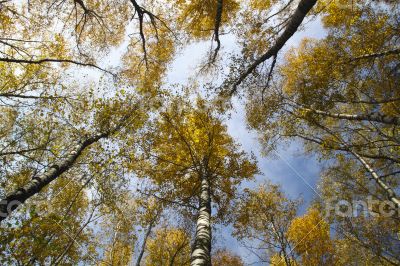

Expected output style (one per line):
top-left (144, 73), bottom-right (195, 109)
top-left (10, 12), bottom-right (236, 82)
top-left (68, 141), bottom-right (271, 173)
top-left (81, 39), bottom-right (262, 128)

top-left (163, 16), bottom-right (328, 264)
top-left (66, 12), bottom-right (328, 265)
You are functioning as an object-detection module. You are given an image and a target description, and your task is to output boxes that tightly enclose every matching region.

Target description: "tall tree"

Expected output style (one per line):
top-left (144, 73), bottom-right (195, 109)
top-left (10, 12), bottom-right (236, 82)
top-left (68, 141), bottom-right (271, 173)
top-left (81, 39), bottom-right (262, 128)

top-left (0, 95), bottom-right (147, 222)
top-left (145, 227), bottom-right (191, 266)
top-left (133, 94), bottom-right (258, 265)
top-left (212, 249), bottom-right (244, 266)
top-left (244, 0), bottom-right (400, 261)
top-left (232, 183), bottom-right (299, 265)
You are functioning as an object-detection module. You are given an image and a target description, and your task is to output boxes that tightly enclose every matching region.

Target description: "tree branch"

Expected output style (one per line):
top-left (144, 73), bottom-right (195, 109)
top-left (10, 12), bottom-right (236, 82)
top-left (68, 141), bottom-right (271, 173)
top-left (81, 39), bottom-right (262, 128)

top-left (229, 0), bottom-right (317, 95)
top-left (0, 57), bottom-right (114, 76)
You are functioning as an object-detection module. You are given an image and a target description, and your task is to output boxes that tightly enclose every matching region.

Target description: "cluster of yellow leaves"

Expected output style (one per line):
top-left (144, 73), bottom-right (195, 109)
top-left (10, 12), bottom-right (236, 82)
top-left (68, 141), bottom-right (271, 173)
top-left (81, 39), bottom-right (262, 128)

top-left (249, 0), bottom-right (274, 10)
top-left (0, 107), bottom-right (17, 138)
top-left (281, 39), bottom-right (340, 101)
top-left (0, 177), bottom-right (93, 265)
top-left (212, 249), bottom-right (244, 266)
top-left (101, 240), bottom-right (133, 266)
top-left (270, 254), bottom-right (298, 266)
top-left (145, 227), bottom-right (191, 266)
top-left (233, 183), bottom-right (298, 237)
top-left (175, 0), bottom-right (239, 39)
top-left (287, 208), bottom-right (335, 266)
top-left (0, 3), bottom-right (14, 32)
top-left (123, 25), bottom-right (176, 95)
top-left (133, 95), bottom-right (258, 216)
top-left (317, 0), bottom-right (362, 27)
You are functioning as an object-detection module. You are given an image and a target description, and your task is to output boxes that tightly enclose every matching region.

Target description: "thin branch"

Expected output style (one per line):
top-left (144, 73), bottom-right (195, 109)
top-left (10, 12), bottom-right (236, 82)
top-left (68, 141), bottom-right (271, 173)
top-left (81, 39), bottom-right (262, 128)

top-left (137, 189), bottom-right (199, 210)
top-left (349, 47), bottom-right (400, 61)
top-left (0, 57), bottom-right (114, 76)
top-left (211, 0), bottom-right (223, 63)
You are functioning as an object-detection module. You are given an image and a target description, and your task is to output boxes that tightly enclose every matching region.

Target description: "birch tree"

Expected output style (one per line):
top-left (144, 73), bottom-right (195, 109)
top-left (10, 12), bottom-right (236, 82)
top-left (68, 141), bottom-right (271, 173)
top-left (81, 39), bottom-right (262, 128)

top-left (243, 0), bottom-right (400, 262)
top-left (232, 183), bottom-right (299, 265)
top-left (145, 227), bottom-right (191, 266)
top-left (133, 94), bottom-right (258, 265)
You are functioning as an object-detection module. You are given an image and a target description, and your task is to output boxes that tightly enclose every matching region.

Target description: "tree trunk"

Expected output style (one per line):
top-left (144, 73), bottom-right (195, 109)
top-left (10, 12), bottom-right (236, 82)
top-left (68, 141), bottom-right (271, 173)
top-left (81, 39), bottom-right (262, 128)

top-left (231, 0), bottom-right (317, 94)
top-left (351, 151), bottom-right (400, 209)
top-left (53, 206), bottom-right (97, 265)
top-left (135, 218), bottom-right (156, 266)
top-left (302, 107), bottom-right (400, 126)
top-left (191, 178), bottom-right (212, 266)
top-left (0, 132), bottom-right (109, 222)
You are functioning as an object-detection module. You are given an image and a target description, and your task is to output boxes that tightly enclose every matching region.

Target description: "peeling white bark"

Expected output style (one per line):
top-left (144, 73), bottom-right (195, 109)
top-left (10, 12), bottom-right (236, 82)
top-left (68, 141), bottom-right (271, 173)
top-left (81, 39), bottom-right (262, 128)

top-left (0, 132), bottom-right (109, 222)
top-left (352, 151), bottom-right (400, 208)
top-left (191, 178), bottom-right (212, 266)
top-left (304, 108), bottom-right (400, 126)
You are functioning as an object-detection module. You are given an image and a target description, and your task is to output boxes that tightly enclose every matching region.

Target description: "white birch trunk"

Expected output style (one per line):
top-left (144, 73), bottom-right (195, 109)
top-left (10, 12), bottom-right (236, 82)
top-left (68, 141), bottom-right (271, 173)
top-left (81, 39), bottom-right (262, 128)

top-left (303, 108), bottom-right (400, 126)
top-left (191, 178), bottom-right (212, 266)
top-left (0, 131), bottom-right (109, 222)
top-left (352, 151), bottom-right (400, 208)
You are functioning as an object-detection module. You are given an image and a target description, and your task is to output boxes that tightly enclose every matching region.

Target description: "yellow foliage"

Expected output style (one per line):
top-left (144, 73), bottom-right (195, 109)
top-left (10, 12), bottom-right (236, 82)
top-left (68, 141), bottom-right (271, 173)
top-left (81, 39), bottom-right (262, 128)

top-left (145, 228), bottom-right (191, 266)
top-left (287, 208), bottom-right (335, 266)
top-left (212, 249), bottom-right (244, 266)
top-left (176, 0), bottom-right (239, 39)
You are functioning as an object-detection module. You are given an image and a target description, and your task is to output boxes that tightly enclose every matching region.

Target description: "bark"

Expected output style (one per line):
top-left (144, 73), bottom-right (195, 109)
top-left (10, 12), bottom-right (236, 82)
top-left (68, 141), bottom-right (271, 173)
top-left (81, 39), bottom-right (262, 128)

top-left (211, 0), bottom-right (223, 62)
top-left (350, 47), bottom-right (400, 61)
top-left (0, 131), bottom-right (110, 222)
top-left (230, 0), bottom-right (317, 94)
top-left (191, 178), bottom-right (212, 266)
top-left (351, 151), bottom-right (400, 209)
top-left (0, 93), bottom-right (65, 100)
top-left (0, 57), bottom-right (113, 76)
top-left (303, 108), bottom-right (400, 126)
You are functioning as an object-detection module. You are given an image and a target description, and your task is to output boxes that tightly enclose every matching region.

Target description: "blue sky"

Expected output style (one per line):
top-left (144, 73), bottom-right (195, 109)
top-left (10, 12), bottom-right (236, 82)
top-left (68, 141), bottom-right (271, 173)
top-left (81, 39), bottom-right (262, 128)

top-left (163, 17), bottom-right (328, 264)
top-left (72, 14), bottom-right (328, 264)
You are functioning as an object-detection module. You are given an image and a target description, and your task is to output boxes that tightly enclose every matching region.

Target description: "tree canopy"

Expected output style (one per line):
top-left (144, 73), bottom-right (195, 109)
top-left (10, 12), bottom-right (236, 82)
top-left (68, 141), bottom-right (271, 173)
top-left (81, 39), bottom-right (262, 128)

top-left (1, 0), bottom-right (399, 265)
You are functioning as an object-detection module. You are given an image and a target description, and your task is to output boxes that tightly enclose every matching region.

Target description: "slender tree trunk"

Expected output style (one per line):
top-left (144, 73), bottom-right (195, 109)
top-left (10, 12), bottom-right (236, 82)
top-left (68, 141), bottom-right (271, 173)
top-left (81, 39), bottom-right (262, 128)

top-left (230, 0), bottom-right (317, 94)
top-left (191, 177), bottom-right (212, 266)
top-left (53, 206), bottom-right (97, 265)
top-left (211, 0), bottom-right (223, 62)
top-left (351, 151), bottom-right (400, 208)
top-left (302, 107), bottom-right (400, 126)
top-left (0, 132), bottom-right (109, 222)
top-left (135, 218), bottom-right (157, 266)
top-left (271, 220), bottom-right (291, 266)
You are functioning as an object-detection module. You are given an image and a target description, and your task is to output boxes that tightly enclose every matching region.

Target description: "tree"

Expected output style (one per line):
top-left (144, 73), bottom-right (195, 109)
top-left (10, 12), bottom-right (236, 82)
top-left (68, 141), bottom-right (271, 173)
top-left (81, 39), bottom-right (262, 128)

top-left (145, 227), bottom-right (191, 266)
top-left (99, 197), bottom-right (137, 266)
top-left (287, 208), bottom-right (335, 266)
top-left (232, 183), bottom-right (299, 265)
top-left (134, 197), bottom-right (163, 266)
top-left (212, 249), bottom-right (244, 266)
top-left (320, 162), bottom-right (400, 265)
top-left (225, 0), bottom-right (318, 95)
top-left (0, 174), bottom-right (97, 265)
top-left (244, 1), bottom-right (400, 260)
top-left (133, 94), bottom-right (258, 265)
top-left (0, 95), bottom-right (146, 221)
